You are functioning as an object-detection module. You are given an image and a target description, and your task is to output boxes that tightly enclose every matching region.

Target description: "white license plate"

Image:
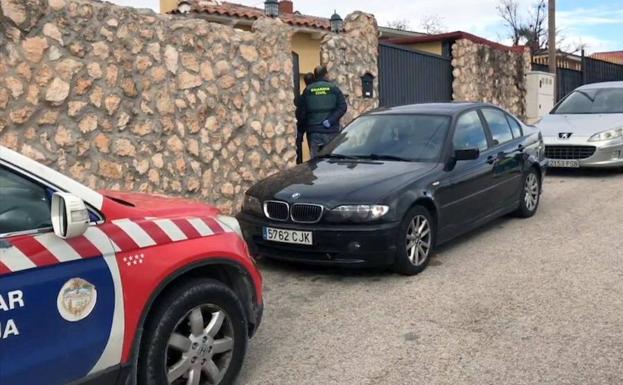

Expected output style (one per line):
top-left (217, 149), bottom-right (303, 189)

top-left (263, 227), bottom-right (313, 245)
top-left (548, 159), bottom-right (580, 168)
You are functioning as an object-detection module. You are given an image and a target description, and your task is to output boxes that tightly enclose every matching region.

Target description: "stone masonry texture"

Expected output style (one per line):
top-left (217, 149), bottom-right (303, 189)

top-left (0, 0), bottom-right (379, 214)
top-left (321, 12), bottom-right (379, 125)
top-left (451, 39), bottom-right (531, 119)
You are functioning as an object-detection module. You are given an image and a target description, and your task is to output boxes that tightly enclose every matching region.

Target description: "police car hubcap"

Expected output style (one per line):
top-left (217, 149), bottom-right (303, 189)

top-left (166, 306), bottom-right (234, 385)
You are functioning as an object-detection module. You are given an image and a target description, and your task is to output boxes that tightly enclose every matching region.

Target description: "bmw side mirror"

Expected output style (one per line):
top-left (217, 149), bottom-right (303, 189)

top-left (454, 148), bottom-right (480, 161)
top-left (51, 192), bottom-right (89, 239)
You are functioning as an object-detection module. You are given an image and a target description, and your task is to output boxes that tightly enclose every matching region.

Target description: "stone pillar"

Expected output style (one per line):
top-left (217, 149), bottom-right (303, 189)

top-left (451, 39), bottom-right (530, 119)
top-left (320, 11), bottom-right (379, 125)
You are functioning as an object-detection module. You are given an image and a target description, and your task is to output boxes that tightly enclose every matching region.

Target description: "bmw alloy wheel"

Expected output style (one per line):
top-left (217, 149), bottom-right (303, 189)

top-left (166, 305), bottom-right (234, 385)
top-left (524, 173), bottom-right (539, 212)
top-left (406, 215), bottom-right (432, 266)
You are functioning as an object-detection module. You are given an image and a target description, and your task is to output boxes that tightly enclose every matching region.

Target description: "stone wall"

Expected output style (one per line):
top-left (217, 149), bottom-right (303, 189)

top-left (0, 0), bottom-right (379, 213)
top-left (0, 0), bottom-right (299, 214)
top-left (321, 12), bottom-right (379, 125)
top-left (451, 39), bottom-right (531, 119)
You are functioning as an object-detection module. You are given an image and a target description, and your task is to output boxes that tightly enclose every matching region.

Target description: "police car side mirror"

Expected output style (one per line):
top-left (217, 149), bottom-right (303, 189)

top-left (51, 192), bottom-right (89, 239)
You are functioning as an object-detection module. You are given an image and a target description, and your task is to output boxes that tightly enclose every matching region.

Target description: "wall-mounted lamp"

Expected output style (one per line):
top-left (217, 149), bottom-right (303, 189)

top-left (330, 10), bottom-right (343, 33)
top-left (265, 0), bottom-right (279, 17)
top-left (177, 0), bottom-right (192, 14)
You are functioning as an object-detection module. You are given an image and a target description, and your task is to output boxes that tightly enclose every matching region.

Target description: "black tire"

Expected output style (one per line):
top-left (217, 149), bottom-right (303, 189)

top-left (515, 168), bottom-right (541, 218)
top-left (137, 279), bottom-right (248, 385)
top-left (392, 206), bottom-right (435, 276)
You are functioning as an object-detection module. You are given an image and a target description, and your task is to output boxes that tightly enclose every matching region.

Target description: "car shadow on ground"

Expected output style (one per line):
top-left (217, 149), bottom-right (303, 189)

top-left (546, 167), bottom-right (623, 178)
top-left (257, 257), bottom-right (391, 281)
top-left (256, 215), bottom-right (511, 281)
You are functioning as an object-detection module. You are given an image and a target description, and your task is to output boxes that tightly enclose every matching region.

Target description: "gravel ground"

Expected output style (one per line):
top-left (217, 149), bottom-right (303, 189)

top-left (238, 169), bottom-right (623, 385)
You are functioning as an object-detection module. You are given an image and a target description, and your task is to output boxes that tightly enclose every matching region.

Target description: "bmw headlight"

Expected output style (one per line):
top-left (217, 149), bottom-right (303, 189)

top-left (243, 195), bottom-right (263, 216)
top-left (326, 205), bottom-right (389, 223)
top-left (588, 127), bottom-right (623, 142)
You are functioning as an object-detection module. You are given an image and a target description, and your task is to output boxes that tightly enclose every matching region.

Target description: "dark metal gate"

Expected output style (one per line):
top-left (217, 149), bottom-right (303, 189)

top-left (583, 56), bottom-right (623, 84)
top-left (533, 55), bottom-right (623, 102)
top-left (292, 52), bottom-right (300, 99)
top-left (378, 43), bottom-right (453, 107)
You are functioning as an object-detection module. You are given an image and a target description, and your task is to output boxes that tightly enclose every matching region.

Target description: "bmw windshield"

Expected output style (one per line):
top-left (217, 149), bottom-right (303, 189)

top-left (554, 88), bottom-right (623, 114)
top-left (319, 114), bottom-right (451, 162)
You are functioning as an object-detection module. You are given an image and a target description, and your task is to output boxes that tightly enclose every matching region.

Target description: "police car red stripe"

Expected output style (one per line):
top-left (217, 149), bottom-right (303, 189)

top-left (10, 236), bottom-right (59, 268)
top-left (66, 235), bottom-right (106, 260)
top-left (100, 223), bottom-right (141, 251)
top-left (171, 218), bottom-right (201, 239)
top-left (0, 217), bottom-right (228, 275)
top-left (204, 217), bottom-right (226, 234)
top-left (136, 220), bottom-right (174, 244)
top-left (0, 260), bottom-right (11, 275)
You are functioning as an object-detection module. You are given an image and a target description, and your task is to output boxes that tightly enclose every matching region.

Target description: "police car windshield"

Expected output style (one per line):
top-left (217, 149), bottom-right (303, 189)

top-left (319, 114), bottom-right (450, 162)
top-left (554, 88), bottom-right (623, 114)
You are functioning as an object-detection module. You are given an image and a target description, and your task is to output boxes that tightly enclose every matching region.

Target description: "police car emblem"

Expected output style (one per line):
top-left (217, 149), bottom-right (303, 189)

top-left (57, 278), bottom-right (97, 322)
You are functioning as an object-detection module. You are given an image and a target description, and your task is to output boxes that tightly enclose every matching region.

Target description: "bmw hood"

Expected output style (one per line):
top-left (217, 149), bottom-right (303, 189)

top-left (538, 113), bottom-right (623, 138)
top-left (247, 159), bottom-right (437, 206)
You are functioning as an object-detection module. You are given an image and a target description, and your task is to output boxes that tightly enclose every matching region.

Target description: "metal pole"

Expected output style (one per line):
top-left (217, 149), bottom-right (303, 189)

top-left (548, 0), bottom-right (557, 96)
top-left (581, 49), bottom-right (586, 85)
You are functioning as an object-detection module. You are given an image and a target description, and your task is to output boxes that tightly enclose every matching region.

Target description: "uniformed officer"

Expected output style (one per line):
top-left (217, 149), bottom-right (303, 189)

top-left (295, 72), bottom-right (316, 164)
top-left (297, 65), bottom-right (348, 158)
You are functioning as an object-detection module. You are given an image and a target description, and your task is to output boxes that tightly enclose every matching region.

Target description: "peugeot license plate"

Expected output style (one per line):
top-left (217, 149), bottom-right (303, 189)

top-left (548, 159), bottom-right (580, 168)
top-left (263, 227), bottom-right (313, 245)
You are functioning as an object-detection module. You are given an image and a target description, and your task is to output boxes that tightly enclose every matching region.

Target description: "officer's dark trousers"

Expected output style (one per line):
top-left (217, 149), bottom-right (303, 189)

top-left (307, 132), bottom-right (338, 158)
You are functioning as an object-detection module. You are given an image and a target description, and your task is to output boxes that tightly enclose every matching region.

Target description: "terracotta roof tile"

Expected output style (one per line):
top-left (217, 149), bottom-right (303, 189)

top-left (178, 1), bottom-right (331, 30)
top-left (387, 31), bottom-right (527, 54)
top-left (591, 51), bottom-right (623, 65)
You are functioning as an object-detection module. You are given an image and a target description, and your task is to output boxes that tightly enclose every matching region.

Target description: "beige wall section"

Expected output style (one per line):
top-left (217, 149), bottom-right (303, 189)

top-left (408, 41), bottom-right (443, 55)
top-left (291, 32), bottom-right (322, 91)
top-left (160, 0), bottom-right (176, 13)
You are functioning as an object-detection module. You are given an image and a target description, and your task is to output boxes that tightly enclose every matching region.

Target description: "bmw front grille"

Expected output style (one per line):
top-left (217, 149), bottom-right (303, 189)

top-left (264, 201), bottom-right (289, 221)
top-left (263, 201), bottom-right (324, 223)
top-left (290, 204), bottom-right (324, 223)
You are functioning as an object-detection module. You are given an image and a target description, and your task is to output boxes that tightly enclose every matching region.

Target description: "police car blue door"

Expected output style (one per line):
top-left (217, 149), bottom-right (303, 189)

top-left (0, 165), bottom-right (122, 385)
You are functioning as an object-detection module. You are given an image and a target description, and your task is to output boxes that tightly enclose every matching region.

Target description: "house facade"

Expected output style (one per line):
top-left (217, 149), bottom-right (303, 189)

top-left (591, 51), bottom-right (623, 65)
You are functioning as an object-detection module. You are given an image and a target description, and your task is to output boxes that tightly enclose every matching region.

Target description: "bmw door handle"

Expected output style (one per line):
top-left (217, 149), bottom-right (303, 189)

top-left (488, 152), bottom-right (506, 164)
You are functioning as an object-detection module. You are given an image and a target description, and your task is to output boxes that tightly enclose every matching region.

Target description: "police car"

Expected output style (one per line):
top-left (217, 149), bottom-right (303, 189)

top-left (0, 145), bottom-right (263, 385)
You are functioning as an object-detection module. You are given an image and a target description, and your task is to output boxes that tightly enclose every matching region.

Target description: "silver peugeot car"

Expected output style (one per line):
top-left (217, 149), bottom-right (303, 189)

top-left (538, 81), bottom-right (623, 168)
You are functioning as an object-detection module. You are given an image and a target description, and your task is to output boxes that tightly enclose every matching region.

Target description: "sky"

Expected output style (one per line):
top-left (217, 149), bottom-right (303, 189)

top-left (108, 0), bottom-right (623, 54)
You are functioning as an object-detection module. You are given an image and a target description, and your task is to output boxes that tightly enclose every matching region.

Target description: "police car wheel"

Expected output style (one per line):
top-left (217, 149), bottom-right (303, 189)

top-left (138, 279), bottom-right (248, 385)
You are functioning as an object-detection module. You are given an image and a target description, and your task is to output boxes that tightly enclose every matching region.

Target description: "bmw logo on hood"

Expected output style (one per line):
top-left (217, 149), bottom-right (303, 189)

top-left (291, 192), bottom-right (301, 200)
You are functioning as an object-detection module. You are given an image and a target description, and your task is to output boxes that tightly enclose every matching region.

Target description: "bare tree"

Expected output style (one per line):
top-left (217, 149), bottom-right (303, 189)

top-left (419, 14), bottom-right (447, 34)
top-left (386, 19), bottom-right (411, 31)
top-left (522, 0), bottom-right (547, 53)
top-left (497, 0), bottom-right (548, 53)
top-left (497, 0), bottom-right (522, 45)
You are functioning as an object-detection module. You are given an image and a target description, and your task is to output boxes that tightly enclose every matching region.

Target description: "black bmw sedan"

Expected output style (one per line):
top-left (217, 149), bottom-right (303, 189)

top-left (238, 103), bottom-right (547, 275)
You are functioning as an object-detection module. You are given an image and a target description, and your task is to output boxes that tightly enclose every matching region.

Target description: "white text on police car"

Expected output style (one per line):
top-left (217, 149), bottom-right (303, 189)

top-left (0, 290), bottom-right (25, 340)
